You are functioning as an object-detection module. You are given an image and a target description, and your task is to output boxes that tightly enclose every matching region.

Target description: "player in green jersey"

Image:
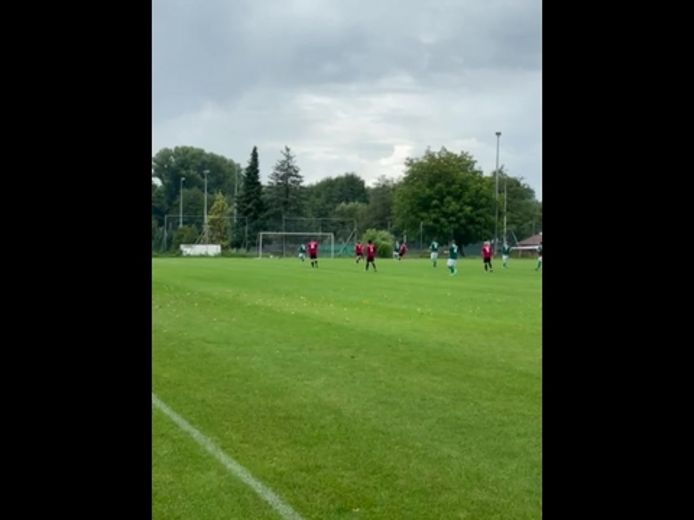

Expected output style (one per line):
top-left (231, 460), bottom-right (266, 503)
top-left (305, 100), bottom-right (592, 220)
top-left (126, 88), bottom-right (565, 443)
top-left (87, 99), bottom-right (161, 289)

top-left (430, 239), bottom-right (439, 267)
top-left (447, 240), bottom-right (459, 275)
top-left (501, 242), bottom-right (512, 269)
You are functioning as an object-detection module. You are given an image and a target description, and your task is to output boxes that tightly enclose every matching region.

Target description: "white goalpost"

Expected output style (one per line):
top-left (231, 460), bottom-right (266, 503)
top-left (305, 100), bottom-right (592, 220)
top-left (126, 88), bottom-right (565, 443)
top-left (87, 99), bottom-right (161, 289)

top-left (257, 231), bottom-right (335, 259)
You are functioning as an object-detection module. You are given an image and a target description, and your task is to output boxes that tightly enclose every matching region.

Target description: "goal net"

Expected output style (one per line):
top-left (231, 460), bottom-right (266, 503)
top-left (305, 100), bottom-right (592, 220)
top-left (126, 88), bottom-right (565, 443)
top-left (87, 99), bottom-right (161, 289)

top-left (257, 232), bottom-right (335, 259)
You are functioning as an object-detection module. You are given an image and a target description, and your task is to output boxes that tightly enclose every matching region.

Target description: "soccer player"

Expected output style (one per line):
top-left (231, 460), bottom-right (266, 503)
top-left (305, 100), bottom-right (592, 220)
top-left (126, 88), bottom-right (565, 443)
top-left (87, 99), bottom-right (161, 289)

top-left (298, 243), bottom-right (306, 262)
top-left (447, 239), bottom-right (459, 275)
top-left (355, 241), bottom-right (364, 263)
top-left (365, 240), bottom-right (377, 272)
top-left (430, 239), bottom-right (439, 267)
top-left (501, 242), bottom-right (512, 269)
top-left (398, 241), bottom-right (408, 261)
top-left (536, 241), bottom-right (543, 271)
top-left (308, 239), bottom-right (319, 268)
top-left (481, 241), bottom-right (494, 272)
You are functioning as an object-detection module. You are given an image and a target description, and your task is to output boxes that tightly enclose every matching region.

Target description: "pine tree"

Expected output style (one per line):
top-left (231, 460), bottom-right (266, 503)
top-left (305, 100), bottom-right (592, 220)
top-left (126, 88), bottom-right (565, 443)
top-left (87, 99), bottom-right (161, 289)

top-left (238, 146), bottom-right (265, 247)
top-left (266, 146), bottom-right (304, 227)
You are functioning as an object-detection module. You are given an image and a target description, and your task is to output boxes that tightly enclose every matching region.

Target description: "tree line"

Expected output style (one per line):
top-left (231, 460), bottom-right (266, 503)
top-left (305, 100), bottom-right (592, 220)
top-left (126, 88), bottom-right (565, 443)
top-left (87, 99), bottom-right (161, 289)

top-left (152, 145), bottom-right (542, 253)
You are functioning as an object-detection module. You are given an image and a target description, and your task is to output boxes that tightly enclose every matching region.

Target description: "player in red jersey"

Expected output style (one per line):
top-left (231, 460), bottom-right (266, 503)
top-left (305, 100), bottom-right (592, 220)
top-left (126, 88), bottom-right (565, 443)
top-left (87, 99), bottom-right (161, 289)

top-left (355, 241), bottom-right (364, 263)
top-left (365, 240), bottom-right (377, 272)
top-left (308, 239), bottom-right (319, 268)
top-left (481, 240), bottom-right (494, 272)
top-left (398, 241), bottom-right (408, 260)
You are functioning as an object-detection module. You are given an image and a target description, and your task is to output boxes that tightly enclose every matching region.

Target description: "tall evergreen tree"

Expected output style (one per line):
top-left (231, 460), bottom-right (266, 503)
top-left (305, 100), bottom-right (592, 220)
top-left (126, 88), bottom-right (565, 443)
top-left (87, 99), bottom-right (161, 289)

top-left (266, 146), bottom-right (304, 228)
top-left (238, 146), bottom-right (265, 247)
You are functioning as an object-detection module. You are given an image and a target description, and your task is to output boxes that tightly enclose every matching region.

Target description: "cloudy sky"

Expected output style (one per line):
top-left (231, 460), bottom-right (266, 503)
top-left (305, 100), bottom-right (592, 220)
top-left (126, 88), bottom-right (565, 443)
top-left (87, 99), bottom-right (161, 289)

top-left (153, 0), bottom-right (542, 200)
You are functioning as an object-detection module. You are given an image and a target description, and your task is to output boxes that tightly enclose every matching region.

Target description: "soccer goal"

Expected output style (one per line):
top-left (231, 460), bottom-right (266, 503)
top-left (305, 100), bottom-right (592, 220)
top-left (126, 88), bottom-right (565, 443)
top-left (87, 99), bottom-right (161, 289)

top-left (257, 232), bottom-right (335, 259)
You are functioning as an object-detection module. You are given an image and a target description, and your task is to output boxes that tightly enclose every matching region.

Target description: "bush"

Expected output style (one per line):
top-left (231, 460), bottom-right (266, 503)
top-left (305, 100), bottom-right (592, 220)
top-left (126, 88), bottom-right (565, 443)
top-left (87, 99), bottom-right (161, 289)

top-left (360, 229), bottom-right (395, 258)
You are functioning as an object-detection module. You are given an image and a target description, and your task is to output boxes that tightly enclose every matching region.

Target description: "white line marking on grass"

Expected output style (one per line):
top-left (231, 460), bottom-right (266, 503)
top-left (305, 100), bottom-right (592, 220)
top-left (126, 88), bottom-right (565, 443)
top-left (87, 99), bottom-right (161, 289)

top-left (152, 393), bottom-right (305, 520)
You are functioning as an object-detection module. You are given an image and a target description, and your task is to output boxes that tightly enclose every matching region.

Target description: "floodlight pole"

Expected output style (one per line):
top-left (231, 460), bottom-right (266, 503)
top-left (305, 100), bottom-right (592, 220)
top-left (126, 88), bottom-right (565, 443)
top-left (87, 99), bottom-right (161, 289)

top-left (179, 176), bottom-right (185, 228)
top-left (503, 178), bottom-right (508, 244)
top-left (494, 131), bottom-right (501, 251)
top-left (202, 169), bottom-right (210, 243)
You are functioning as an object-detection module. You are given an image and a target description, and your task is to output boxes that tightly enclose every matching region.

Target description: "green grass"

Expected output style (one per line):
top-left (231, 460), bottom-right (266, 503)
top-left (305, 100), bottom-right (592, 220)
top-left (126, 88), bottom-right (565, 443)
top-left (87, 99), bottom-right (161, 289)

top-left (153, 256), bottom-right (542, 519)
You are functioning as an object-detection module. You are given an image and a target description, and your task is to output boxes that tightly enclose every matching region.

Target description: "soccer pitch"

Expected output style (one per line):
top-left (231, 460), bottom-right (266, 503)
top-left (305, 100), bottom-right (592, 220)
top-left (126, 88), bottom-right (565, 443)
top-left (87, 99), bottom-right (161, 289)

top-left (153, 257), bottom-right (542, 519)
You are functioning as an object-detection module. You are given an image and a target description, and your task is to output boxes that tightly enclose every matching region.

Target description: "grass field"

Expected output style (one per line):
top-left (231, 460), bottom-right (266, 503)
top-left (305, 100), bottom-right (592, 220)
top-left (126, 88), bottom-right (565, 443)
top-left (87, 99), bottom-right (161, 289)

top-left (153, 256), bottom-right (542, 519)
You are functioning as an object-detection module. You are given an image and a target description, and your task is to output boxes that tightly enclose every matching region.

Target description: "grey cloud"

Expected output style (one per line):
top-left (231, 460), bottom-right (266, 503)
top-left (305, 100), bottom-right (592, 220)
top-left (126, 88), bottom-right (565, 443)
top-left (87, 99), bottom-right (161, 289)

top-left (153, 0), bottom-right (542, 199)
